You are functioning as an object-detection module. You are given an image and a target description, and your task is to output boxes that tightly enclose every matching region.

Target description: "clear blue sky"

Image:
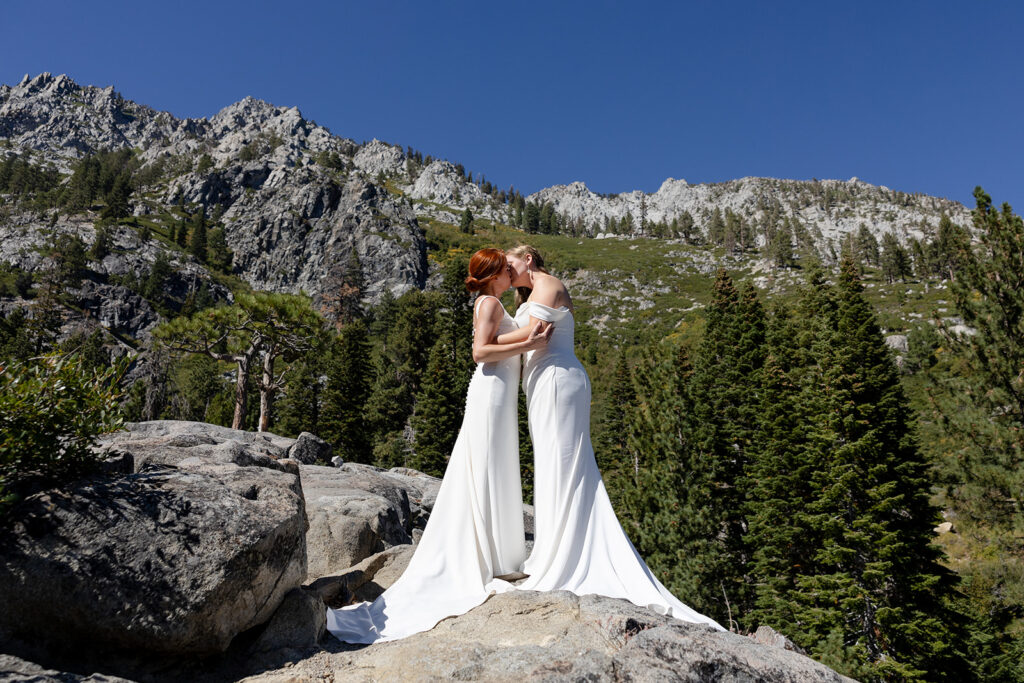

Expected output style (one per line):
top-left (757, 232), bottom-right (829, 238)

top-left (4, 0), bottom-right (1022, 210)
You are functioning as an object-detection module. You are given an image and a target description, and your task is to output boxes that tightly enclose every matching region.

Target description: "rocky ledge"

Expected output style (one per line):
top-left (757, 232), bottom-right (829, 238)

top-left (0, 421), bottom-right (850, 682)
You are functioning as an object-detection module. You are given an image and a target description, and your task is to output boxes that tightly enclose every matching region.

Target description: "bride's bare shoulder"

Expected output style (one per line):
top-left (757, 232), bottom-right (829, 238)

top-left (474, 295), bottom-right (505, 319)
top-left (531, 274), bottom-right (571, 308)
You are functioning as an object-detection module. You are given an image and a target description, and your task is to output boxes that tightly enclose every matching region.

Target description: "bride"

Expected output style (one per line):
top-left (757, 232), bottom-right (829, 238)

top-left (326, 248), bottom-right (550, 643)
top-left (505, 244), bottom-right (724, 630)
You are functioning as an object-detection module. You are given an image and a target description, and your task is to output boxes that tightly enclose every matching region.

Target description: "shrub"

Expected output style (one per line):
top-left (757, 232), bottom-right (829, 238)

top-left (0, 353), bottom-right (127, 516)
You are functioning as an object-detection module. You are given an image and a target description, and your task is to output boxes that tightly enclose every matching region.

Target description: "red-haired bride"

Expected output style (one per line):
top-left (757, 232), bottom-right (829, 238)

top-left (326, 248), bottom-right (550, 643)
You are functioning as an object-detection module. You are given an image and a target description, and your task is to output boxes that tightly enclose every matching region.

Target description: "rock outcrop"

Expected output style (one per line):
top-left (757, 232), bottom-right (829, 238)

top-left (0, 421), bottom-right (308, 663)
top-left (0, 420), bottom-right (852, 682)
top-left (245, 590), bottom-right (855, 682)
top-left (300, 462), bottom-right (440, 581)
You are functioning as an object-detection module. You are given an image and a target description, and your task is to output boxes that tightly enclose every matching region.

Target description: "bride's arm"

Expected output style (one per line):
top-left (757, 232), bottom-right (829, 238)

top-left (473, 298), bottom-right (551, 363)
top-left (516, 275), bottom-right (573, 331)
top-left (495, 321), bottom-right (549, 344)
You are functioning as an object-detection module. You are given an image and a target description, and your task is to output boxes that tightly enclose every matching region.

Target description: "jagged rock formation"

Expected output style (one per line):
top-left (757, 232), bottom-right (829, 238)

top-left (1, 72), bottom-right (428, 311)
top-left (530, 176), bottom-right (973, 247)
top-left (0, 71), bottom-right (981, 357)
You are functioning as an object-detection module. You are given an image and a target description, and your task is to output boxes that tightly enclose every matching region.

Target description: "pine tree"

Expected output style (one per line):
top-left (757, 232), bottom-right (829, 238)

top-left (672, 270), bottom-right (765, 626)
top-left (931, 214), bottom-right (969, 281)
top-left (439, 255), bottom-right (474, 402)
top-left (707, 207), bottom-right (725, 245)
top-left (175, 214), bottom-right (188, 247)
top-left (792, 257), bottom-right (964, 680)
top-left (459, 207), bottom-right (474, 234)
top-left (744, 306), bottom-right (821, 638)
top-left (364, 291), bottom-right (437, 451)
top-left (275, 352), bottom-right (325, 439)
top-left (410, 334), bottom-right (462, 476)
top-left (100, 174), bottom-right (131, 220)
top-left (619, 343), bottom-right (698, 594)
top-left (856, 224), bottom-right (880, 267)
top-left (320, 319), bottom-right (373, 463)
top-left (880, 232), bottom-right (911, 283)
top-left (89, 224), bottom-right (112, 261)
top-left (189, 208), bottom-right (207, 262)
top-left (924, 189), bottom-right (1024, 679)
top-left (207, 227), bottom-right (232, 272)
top-left (596, 350), bottom-right (636, 488)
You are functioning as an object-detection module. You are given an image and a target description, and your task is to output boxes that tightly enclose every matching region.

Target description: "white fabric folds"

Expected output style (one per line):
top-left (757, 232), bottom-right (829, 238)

top-left (326, 296), bottom-right (526, 643)
top-left (514, 301), bottom-right (724, 630)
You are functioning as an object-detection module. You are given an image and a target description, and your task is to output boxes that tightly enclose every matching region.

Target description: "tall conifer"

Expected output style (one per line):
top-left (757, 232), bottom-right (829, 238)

top-left (674, 270), bottom-right (765, 626)
top-left (321, 319), bottom-right (373, 463)
top-left (410, 334), bottom-right (461, 476)
top-left (793, 257), bottom-right (963, 681)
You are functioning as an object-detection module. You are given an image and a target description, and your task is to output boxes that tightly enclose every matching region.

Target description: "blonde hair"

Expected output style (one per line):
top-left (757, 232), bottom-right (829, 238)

top-left (507, 244), bottom-right (549, 309)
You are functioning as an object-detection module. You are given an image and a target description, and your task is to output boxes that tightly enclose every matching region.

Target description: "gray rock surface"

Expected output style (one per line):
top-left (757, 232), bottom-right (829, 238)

top-left (287, 431), bottom-right (332, 465)
top-left (0, 422), bottom-right (307, 660)
top-left (307, 543), bottom-right (417, 607)
top-left (97, 419), bottom-right (297, 472)
top-left (0, 654), bottom-right (133, 682)
top-left (300, 462), bottom-right (436, 580)
top-left (242, 591), bottom-right (854, 682)
top-left (0, 73), bottom-right (429, 311)
top-left (248, 587), bottom-right (326, 655)
top-left (528, 176), bottom-right (974, 248)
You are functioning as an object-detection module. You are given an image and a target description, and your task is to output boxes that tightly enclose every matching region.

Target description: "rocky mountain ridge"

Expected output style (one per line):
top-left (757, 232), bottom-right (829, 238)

top-left (3, 72), bottom-right (975, 256)
top-left (0, 72), bottom-right (978, 349)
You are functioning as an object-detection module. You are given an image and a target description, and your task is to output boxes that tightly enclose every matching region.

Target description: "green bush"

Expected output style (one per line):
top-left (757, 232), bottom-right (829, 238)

top-left (0, 353), bottom-right (127, 515)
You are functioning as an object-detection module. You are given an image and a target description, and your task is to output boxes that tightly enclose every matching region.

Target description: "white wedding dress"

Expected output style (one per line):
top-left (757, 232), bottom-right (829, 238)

top-left (514, 301), bottom-right (724, 630)
top-left (326, 295), bottom-right (526, 643)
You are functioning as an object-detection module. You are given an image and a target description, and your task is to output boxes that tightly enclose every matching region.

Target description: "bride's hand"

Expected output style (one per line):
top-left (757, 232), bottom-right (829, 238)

top-left (526, 322), bottom-right (553, 348)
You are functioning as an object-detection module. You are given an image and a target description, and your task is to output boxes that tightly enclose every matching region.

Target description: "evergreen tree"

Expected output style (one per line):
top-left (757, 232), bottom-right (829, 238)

top-left (931, 214), bottom-right (969, 281)
top-left (320, 319), bottom-right (373, 462)
top-left (744, 312), bottom-right (820, 639)
top-left (166, 354), bottom-right (223, 421)
top-left (50, 234), bottom-right (87, 289)
top-left (207, 227), bottom-right (232, 272)
top-left (155, 292), bottom-right (326, 431)
top-left (880, 232), bottom-right (911, 283)
top-left (923, 190), bottom-right (1024, 679)
top-left (793, 257), bottom-right (964, 680)
top-left (175, 214), bottom-right (189, 247)
top-left (142, 251), bottom-right (173, 303)
top-left (410, 334), bottom-right (462, 476)
top-left (707, 207), bottom-right (725, 244)
top-left (89, 224), bottom-right (112, 261)
top-left (275, 352), bottom-right (325, 439)
top-left (364, 291), bottom-right (437, 451)
top-left (678, 210), bottom-right (696, 243)
top-left (438, 255), bottom-right (474, 402)
top-left (189, 208), bottom-right (207, 262)
top-left (596, 350), bottom-right (636, 487)
top-left (619, 344), bottom-right (698, 593)
top-left (100, 174), bottom-right (131, 220)
top-left (673, 270), bottom-right (766, 626)
top-left (856, 224), bottom-right (880, 267)
top-left (459, 207), bottom-right (474, 234)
